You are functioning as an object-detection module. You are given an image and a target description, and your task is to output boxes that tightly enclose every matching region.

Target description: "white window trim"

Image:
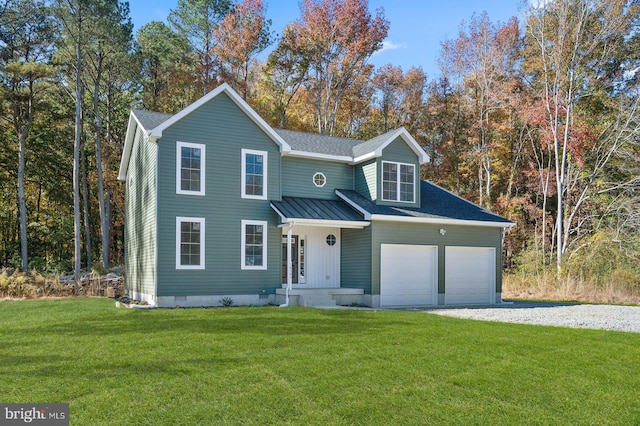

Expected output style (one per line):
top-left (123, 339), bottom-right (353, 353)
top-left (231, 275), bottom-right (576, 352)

top-left (176, 141), bottom-right (206, 196)
top-left (381, 160), bottom-right (416, 203)
top-left (241, 149), bottom-right (268, 200)
top-left (176, 217), bottom-right (205, 270)
top-left (241, 220), bottom-right (268, 270)
top-left (313, 172), bottom-right (326, 188)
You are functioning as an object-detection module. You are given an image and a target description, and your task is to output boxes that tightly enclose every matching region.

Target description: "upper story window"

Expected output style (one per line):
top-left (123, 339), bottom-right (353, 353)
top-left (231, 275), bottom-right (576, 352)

top-left (242, 149), bottom-right (267, 200)
top-left (176, 142), bottom-right (205, 196)
top-left (176, 217), bottom-right (205, 270)
top-left (313, 172), bottom-right (326, 188)
top-left (382, 161), bottom-right (415, 203)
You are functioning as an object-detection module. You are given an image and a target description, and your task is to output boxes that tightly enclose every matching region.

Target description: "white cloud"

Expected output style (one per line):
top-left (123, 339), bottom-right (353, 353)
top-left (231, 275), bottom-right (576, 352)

top-left (374, 40), bottom-right (406, 55)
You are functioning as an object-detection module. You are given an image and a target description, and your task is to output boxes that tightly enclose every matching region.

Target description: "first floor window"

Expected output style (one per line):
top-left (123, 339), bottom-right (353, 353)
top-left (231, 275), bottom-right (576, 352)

top-left (382, 161), bottom-right (415, 203)
top-left (176, 217), bottom-right (205, 269)
top-left (241, 220), bottom-right (267, 270)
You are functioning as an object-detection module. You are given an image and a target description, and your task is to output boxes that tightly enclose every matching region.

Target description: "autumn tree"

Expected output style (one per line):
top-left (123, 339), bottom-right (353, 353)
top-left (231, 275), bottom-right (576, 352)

top-left (136, 21), bottom-right (195, 113)
top-left (168, 0), bottom-right (232, 94)
top-left (211, 0), bottom-right (272, 100)
top-left (258, 24), bottom-right (309, 128)
top-left (285, 0), bottom-right (389, 135)
top-left (524, 0), bottom-right (640, 275)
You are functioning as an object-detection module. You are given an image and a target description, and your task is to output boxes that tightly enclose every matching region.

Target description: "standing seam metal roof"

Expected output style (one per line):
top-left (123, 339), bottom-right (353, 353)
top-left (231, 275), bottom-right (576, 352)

top-left (271, 197), bottom-right (366, 222)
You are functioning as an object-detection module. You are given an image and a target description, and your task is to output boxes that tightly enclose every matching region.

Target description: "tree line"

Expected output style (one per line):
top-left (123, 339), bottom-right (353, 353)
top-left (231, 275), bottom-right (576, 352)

top-left (1, 0), bottom-right (639, 289)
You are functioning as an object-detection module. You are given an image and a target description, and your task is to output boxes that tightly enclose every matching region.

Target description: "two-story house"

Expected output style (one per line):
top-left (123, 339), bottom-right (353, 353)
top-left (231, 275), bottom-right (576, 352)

top-left (118, 83), bottom-right (513, 308)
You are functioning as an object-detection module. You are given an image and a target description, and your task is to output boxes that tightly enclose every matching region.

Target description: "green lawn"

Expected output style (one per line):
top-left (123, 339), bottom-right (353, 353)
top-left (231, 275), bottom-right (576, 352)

top-left (1, 299), bottom-right (638, 425)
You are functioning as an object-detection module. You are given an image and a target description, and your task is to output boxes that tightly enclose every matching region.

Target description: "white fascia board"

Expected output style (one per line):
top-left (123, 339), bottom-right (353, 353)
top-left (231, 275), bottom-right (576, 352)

top-left (118, 112), bottom-right (147, 180)
top-left (351, 151), bottom-right (378, 164)
top-left (351, 128), bottom-right (430, 165)
top-left (335, 190), bottom-right (372, 220)
top-left (396, 128), bottom-right (430, 164)
top-left (270, 203), bottom-right (288, 223)
top-left (149, 83), bottom-right (291, 152)
top-left (284, 150), bottom-right (353, 163)
top-left (378, 128), bottom-right (429, 164)
top-left (283, 218), bottom-right (370, 229)
top-left (371, 214), bottom-right (514, 229)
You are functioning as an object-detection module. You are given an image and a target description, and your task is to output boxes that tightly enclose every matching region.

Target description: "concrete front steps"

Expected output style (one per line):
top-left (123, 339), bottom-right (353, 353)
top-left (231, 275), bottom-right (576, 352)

top-left (275, 287), bottom-right (365, 308)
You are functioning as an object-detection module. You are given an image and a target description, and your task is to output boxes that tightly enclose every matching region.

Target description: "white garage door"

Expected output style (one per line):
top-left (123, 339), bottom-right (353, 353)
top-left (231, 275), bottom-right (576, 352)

top-left (380, 244), bottom-right (437, 307)
top-left (445, 246), bottom-right (495, 305)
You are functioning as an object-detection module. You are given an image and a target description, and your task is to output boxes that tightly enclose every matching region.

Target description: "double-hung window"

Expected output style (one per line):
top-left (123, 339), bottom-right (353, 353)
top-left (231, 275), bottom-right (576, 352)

top-left (241, 220), bottom-right (267, 270)
top-left (176, 217), bottom-right (205, 269)
top-left (241, 149), bottom-right (267, 199)
top-left (176, 142), bottom-right (205, 195)
top-left (382, 161), bottom-right (415, 203)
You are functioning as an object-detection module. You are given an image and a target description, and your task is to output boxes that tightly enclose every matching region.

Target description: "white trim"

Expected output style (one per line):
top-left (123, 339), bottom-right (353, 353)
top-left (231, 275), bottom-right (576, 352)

top-left (335, 191), bottom-right (372, 220)
top-left (176, 141), bottom-right (206, 196)
top-left (351, 151), bottom-right (378, 164)
top-left (270, 203), bottom-right (370, 229)
top-left (381, 160), bottom-right (416, 203)
top-left (285, 150), bottom-right (353, 163)
top-left (241, 220), bottom-right (268, 270)
top-left (285, 218), bottom-right (369, 229)
top-left (241, 149), bottom-right (268, 200)
top-left (313, 172), bottom-right (326, 188)
top-left (176, 217), bottom-right (205, 270)
top-left (353, 128), bottom-right (430, 165)
top-left (149, 83), bottom-right (291, 152)
top-left (371, 214), bottom-right (513, 228)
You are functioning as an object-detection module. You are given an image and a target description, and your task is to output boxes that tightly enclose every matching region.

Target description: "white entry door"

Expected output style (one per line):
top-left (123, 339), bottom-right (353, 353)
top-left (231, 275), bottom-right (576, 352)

top-left (445, 246), bottom-right (495, 305)
top-left (380, 244), bottom-right (438, 307)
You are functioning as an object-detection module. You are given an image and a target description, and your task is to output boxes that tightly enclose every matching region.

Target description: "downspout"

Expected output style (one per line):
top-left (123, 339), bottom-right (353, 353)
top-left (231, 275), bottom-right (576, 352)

top-left (279, 220), bottom-right (295, 307)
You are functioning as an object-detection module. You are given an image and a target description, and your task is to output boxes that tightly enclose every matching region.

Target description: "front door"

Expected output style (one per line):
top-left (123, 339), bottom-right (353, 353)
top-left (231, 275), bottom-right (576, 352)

top-left (282, 235), bottom-right (299, 284)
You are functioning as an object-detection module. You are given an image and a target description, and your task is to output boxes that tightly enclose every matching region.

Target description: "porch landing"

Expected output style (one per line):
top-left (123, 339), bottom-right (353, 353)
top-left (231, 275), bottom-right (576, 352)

top-left (275, 288), bottom-right (365, 307)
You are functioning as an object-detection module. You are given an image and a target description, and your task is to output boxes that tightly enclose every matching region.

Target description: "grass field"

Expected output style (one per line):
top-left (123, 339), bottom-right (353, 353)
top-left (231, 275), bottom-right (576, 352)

top-left (1, 298), bottom-right (639, 425)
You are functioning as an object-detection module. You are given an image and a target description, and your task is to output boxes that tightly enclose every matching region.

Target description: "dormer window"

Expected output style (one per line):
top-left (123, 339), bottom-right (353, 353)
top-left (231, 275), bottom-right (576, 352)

top-left (382, 161), bottom-right (415, 203)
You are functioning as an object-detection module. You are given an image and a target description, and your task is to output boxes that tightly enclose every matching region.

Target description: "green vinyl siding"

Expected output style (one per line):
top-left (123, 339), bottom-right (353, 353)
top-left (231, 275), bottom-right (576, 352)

top-left (377, 138), bottom-right (420, 207)
top-left (155, 92), bottom-right (282, 296)
top-left (282, 157), bottom-right (353, 199)
top-left (370, 221), bottom-right (502, 296)
top-left (124, 125), bottom-right (157, 296)
top-left (341, 227), bottom-right (372, 293)
top-left (354, 160), bottom-right (377, 200)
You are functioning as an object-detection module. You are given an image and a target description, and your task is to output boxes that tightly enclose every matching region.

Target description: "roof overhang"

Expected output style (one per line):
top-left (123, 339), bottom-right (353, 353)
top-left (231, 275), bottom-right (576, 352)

top-left (118, 111), bottom-right (150, 181)
top-left (283, 150), bottom-right (353, 163)
top-left (148, 83), bottom-right (291, 153)
top-left (119, 83), bottom-right (293, 181)
top-left (353, 127), bottom-right (430, 165)
top-left (270, 201), bottom-right (370, 229)
top-left (371, 214), bottom-right (515, 228)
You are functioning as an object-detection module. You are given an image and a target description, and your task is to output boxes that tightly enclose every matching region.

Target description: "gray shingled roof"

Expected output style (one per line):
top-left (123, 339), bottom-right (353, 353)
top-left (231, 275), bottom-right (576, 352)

top-left (351, 129), bottom-right (397, 158)
top-left (132, 110), bottom-right (172, 131)
top-left (338, 181), bottom-right (513, 224)
top-left (274, 129), bottom-right (362, 157)
top-left (271, 197), bottom-right (366, 222)
top-left (130, 109), bottom-right (404, 160)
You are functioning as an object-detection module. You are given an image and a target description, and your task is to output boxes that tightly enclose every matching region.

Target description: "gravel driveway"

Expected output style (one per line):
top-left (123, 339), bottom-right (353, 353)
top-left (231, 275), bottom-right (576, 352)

top-left (424, 302), bottom-right (640, 333)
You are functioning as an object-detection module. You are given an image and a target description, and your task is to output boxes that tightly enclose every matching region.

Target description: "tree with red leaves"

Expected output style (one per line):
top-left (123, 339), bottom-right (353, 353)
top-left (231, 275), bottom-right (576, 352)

top-left (211, 0), bottom-right (273, 100)
top-left (284, 0), bottom-right (389, 135)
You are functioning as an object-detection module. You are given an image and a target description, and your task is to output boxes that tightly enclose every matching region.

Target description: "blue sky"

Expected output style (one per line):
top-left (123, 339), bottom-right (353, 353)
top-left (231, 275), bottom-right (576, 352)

top-left (129, 0), bottom-right (525, 77)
